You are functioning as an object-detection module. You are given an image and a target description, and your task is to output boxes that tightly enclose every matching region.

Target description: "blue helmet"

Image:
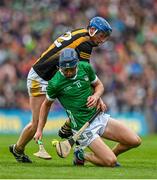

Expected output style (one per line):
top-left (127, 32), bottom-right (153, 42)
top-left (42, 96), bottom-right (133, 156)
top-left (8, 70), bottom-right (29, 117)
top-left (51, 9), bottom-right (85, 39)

top-left (89, 16), bottom-right (112, 35)
top-left (59, 48), bottom-right (78, 68)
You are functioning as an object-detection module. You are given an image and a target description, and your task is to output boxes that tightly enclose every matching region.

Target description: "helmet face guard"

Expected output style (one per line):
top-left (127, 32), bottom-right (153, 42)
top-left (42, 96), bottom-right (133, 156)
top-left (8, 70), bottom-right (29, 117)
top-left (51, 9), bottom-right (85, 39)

top-left (59, 59), bottom-right (78, 68)
top-left (89, 28), bottom-right (111, 37)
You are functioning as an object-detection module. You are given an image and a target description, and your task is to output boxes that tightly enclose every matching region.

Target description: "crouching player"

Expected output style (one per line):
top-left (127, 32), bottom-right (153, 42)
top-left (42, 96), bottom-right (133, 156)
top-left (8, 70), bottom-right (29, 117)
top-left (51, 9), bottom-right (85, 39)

top-left (34, 48), bottom-right (141, 167)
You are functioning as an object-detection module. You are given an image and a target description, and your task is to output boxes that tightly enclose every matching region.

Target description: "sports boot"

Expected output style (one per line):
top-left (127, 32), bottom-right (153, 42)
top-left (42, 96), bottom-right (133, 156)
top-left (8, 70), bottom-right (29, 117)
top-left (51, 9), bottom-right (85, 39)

top-left (9, 144), bottom-right (32, 163)
top-left (73, 147), bottom-right (85, 166)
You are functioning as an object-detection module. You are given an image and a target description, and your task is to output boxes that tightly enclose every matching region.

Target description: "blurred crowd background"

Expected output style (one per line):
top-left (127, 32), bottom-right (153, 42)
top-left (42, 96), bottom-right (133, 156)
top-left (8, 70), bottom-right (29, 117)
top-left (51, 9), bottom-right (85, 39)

top-left (0, 0), bottom-right (157, 131)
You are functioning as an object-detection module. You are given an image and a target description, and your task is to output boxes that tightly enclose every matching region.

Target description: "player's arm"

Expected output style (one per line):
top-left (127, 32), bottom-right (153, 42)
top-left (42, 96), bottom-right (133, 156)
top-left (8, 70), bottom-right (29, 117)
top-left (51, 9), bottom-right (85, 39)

top-left (85, 63), bottom-right (107, 111)
top-left (86, 77), bottom-right (104, 108)
top-left (38, 98), bottom-right (53, 133)
top-left (34, 98), bottom-right (54, 142)
top-left (91, 79), bottom-right (107, 111)
top-left (34, 81), bottom-right (57, 142)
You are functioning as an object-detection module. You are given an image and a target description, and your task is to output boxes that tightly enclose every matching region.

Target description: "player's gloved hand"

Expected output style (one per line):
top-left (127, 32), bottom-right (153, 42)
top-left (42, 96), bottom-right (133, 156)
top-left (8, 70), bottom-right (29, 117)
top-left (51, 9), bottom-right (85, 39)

top-left (58, 121), bottom-right (73, 139)
top-left (34, 130), bottom-right (42, 143)
top-left (96, 98), bottom-right (107, 112)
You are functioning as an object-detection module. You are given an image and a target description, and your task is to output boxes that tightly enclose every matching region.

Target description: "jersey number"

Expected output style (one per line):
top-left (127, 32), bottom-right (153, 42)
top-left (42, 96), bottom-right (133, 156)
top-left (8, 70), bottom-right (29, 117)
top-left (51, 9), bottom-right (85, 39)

top-left (73, 80), bottom-right (82, 88)
top-left (54, 32), bottom-right (72, 47)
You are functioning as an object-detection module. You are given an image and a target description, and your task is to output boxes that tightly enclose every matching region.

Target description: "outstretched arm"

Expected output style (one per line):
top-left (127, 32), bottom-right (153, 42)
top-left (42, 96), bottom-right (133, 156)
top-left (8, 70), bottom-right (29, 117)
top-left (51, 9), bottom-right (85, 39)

top-left (34, 98), bottom-right (53, 142)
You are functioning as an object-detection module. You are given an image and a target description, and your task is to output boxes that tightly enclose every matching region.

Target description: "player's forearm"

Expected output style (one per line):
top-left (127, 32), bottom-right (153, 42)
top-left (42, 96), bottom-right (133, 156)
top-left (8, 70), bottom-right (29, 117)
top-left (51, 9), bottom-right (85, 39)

top-left (87, 79), bottom-right (104, 108)
top-left (93, 80), bottom-right (104, 98)
top-left (37, 99), bottom-right (53, 132)
top-left (86, 80), bottom-right (104, 108)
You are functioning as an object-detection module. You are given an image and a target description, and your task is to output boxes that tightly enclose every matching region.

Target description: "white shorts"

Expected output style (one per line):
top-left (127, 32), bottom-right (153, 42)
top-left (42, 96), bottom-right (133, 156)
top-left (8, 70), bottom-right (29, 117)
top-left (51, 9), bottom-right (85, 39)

top-left (27, 68), bottom-right (48, 97)
top-left (72, 112), bottom-right (110, 148)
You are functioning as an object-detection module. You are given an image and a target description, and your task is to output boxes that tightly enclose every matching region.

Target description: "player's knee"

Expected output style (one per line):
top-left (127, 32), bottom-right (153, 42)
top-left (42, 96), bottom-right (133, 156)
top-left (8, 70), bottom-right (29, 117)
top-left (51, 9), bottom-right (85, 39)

top-left (130, 135), bottom-right (142, 147)
top-left (101, 156), bottom-right (117, 167)
top-left (134, 136), bottom-right (141, 147)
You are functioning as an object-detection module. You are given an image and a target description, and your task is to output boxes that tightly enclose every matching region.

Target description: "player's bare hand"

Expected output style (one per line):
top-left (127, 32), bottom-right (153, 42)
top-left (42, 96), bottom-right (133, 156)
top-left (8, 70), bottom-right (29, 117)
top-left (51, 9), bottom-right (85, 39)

top-left (86, 95), bottom-right (99, 108)
top-left (34, 131), bottom-right (42, 143)
top-left (96, 98), bottom-right (107, 112)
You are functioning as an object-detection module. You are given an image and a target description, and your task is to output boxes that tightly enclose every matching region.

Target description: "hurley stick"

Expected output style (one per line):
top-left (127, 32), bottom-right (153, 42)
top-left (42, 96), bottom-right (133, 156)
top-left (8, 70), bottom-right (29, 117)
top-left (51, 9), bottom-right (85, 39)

top-left (54, 109), bottom-right (101, 158)
top-left (34, 140), bottom-right (52, 160)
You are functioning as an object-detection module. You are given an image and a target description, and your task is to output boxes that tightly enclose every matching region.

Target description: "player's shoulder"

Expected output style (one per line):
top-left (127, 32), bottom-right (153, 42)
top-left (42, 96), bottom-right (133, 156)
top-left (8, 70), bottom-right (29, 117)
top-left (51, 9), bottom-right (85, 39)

top-left (78, 61), bottom-right (92, 70)
top-left (78, 61), bottom-right (95, 75)
top-left (71, 28), bottom-right (89, 37)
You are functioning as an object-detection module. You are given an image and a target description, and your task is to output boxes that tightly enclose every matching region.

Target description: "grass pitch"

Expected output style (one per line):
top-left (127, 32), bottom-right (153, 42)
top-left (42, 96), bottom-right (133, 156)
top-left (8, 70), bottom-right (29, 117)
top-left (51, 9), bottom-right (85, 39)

top-left (0, 134), bottom-right (157, 179)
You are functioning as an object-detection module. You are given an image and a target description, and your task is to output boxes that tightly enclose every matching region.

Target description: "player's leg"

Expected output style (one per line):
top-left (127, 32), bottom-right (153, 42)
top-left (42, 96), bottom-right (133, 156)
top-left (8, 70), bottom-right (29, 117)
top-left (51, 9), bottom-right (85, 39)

top-left (58, 118), bottom-right (73, 138)
top-left (9, 95), bottom-right (45, 163)
top-left (73, 113), bottom-right (117, 167)
top-left (16, 95), bottom-right (46, 151)
top-left (85, 137), bottom-right (117, 167)
top-left (102, 118), bottom-right (141, 156)
top-left (9, 68), bottom-right (47, 162)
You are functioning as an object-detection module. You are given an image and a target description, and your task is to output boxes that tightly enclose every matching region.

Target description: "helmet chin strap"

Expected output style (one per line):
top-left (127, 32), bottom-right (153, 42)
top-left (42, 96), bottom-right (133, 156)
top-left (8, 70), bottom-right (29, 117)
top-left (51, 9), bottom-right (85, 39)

top-left (89, 29), bottom-right (98, 37)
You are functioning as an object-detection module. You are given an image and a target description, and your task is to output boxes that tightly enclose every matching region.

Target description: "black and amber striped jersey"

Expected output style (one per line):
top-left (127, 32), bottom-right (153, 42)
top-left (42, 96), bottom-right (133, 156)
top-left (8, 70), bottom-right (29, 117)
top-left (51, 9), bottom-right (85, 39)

top-left (33, 28), bottom-right (97, 81)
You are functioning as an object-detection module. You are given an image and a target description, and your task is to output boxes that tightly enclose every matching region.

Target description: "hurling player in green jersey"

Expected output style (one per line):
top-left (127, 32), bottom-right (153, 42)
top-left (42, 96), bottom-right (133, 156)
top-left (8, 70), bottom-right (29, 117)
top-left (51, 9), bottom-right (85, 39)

top-left (34, 48), bottom-right (141, 167)
top-left (47, 59), bottom-right (102, 130)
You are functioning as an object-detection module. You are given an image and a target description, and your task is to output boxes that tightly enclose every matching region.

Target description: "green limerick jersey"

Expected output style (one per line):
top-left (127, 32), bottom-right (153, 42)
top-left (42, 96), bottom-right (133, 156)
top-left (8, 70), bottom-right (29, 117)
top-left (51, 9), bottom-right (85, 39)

top-left (46, 61), bottom-right (97, 130)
